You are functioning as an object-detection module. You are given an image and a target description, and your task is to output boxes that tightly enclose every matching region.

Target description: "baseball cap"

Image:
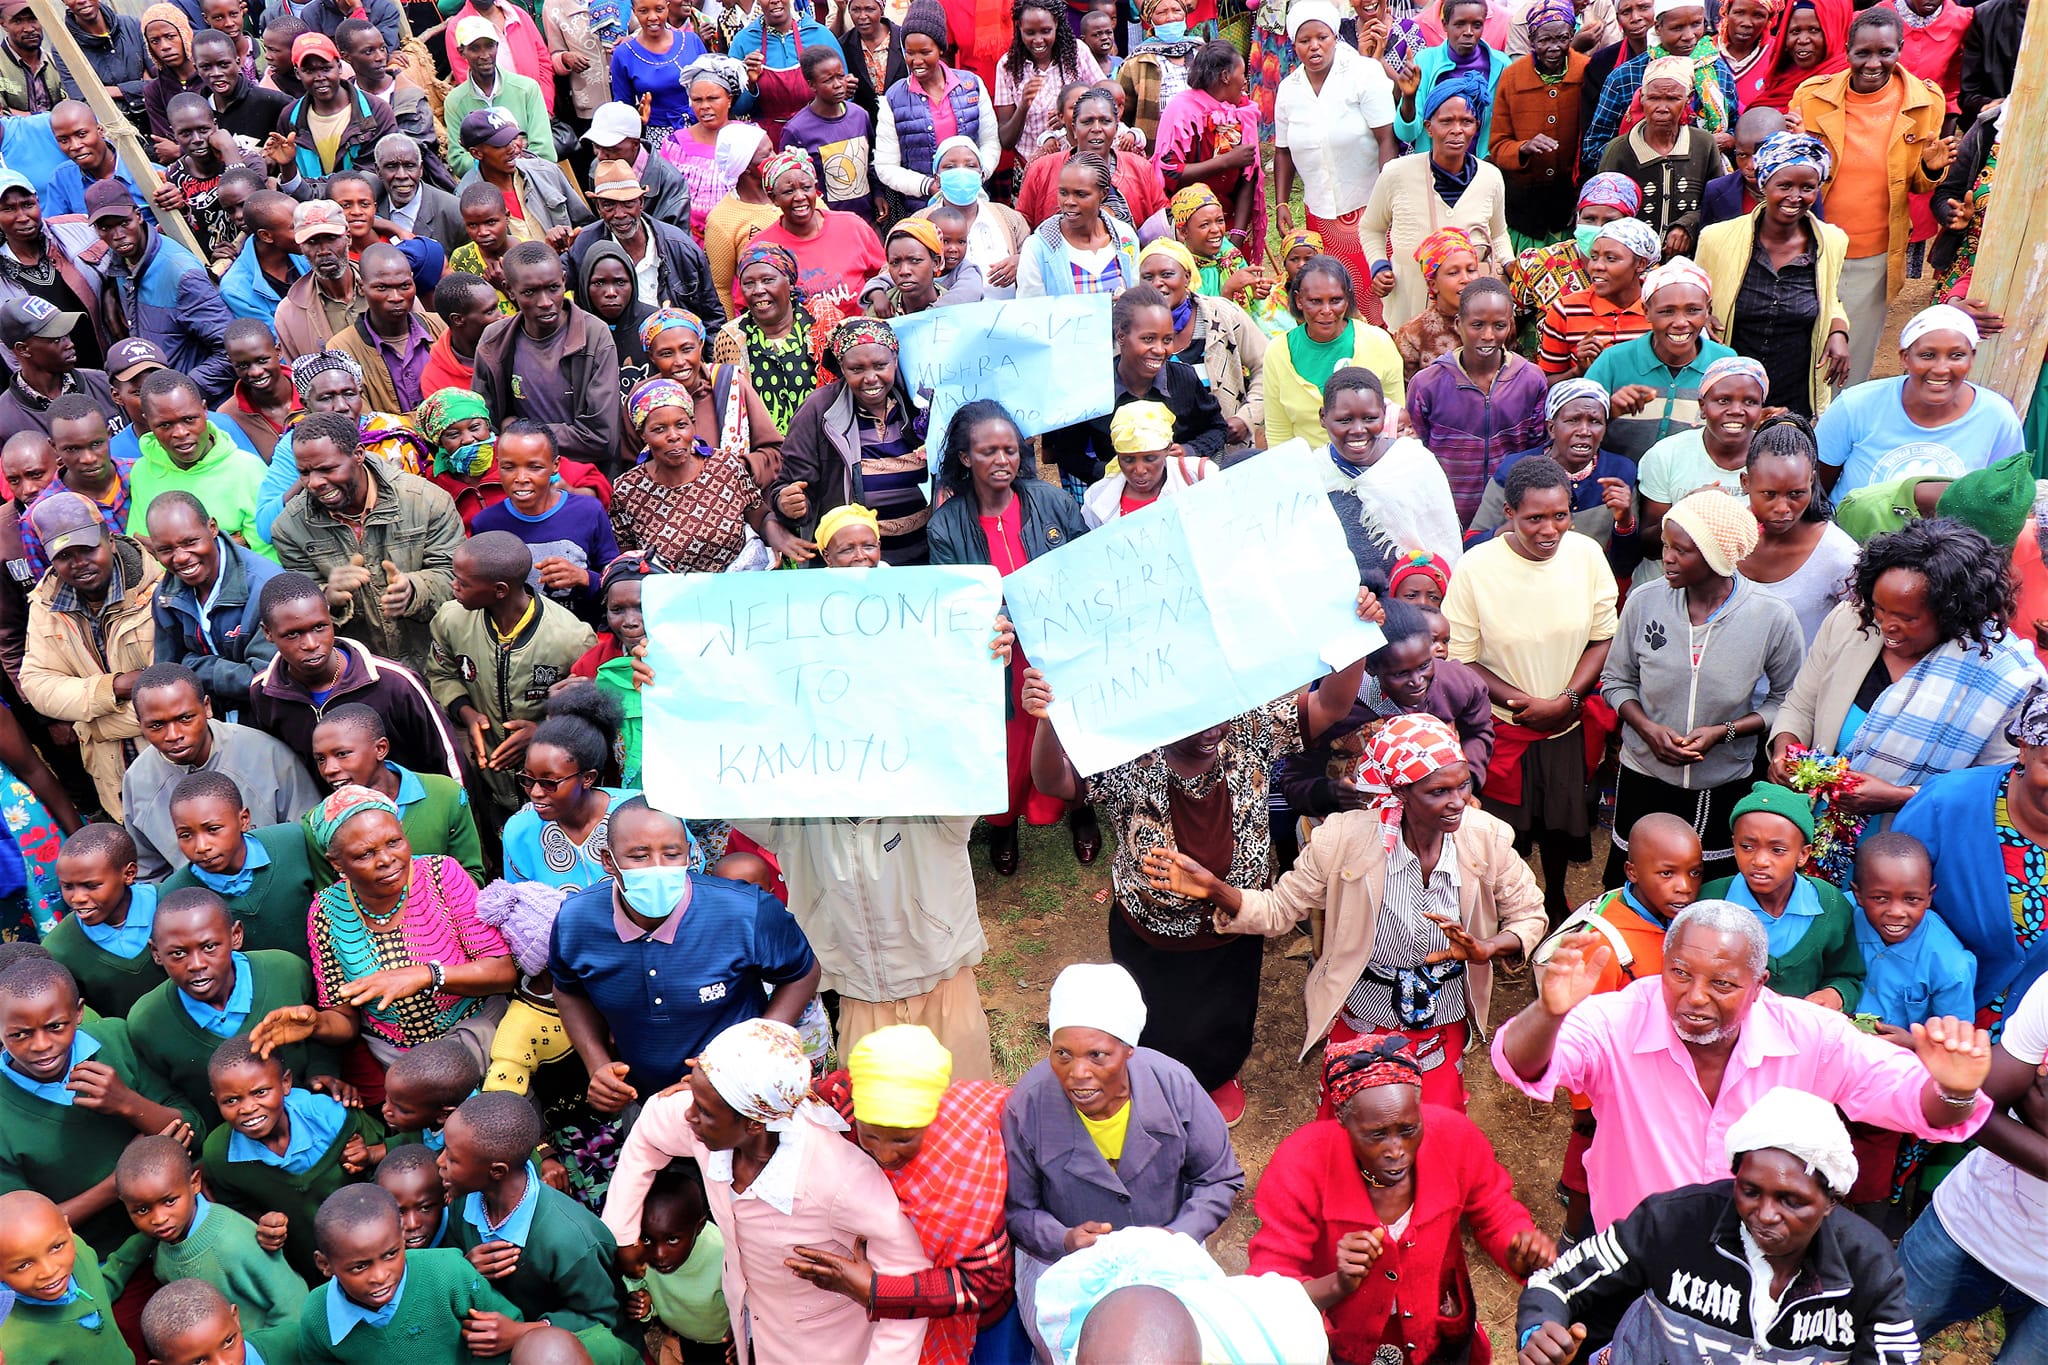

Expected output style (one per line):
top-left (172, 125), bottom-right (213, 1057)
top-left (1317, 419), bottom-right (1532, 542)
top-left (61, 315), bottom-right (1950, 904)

top-left (84, 179), bottom-right (139, 224)
top-left (459, 107), bottom-right (523, 151)
top-left (583, 102), bottom-right (643, 148)
top-left (589, 160), bottom-right (645, 202)
top-left (0, 298), bottom-right (80, 347)
top-left (293, 199), bottom-right (348, 244)
top-left (292, 32), bottom-right (340, 65)
top-left (452, 14), bottom-right (501, 48)
top-left (2, 1), bottom-right (35, 18)
top-left (29, 492), bottom-right (104, 559)
top-left (105, 338), bottom-right (168, 382)
top-left (0, 170), bottom-right (31, 200)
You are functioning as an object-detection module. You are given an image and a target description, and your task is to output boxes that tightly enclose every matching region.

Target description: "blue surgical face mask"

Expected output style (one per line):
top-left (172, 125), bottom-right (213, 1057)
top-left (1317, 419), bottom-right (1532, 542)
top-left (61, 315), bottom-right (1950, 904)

top-left (619, 866), bottom-right (692, 920)
top-left (1573, 223), bottom-right (1602, 256)
top-left (1150, 20), bottom-right (1186, 38)
top-left (937, 166), bottom-right (982, 207)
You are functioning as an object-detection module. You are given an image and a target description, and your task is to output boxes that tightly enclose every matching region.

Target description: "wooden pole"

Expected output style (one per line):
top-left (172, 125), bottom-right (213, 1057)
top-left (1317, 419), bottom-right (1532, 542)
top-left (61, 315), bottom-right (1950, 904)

top-left (1965, 0), bottom-right (2048, 420)
top-left (28, 0), bottom-right (206, 259)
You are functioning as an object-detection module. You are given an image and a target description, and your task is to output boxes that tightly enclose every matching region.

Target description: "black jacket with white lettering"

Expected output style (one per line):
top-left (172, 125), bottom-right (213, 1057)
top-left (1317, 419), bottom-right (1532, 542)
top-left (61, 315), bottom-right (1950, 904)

top-left (1517, 1180), bottom-right (1920, 1365)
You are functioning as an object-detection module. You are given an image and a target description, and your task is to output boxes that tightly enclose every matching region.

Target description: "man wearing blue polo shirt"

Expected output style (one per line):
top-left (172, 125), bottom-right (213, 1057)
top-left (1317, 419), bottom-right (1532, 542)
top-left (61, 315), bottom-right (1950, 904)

top-left (549, 795), bottom-right (820, 1118)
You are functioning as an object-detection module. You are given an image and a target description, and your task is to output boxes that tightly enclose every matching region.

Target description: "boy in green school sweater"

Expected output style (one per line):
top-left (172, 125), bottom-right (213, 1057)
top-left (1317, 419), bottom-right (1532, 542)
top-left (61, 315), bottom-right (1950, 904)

top-left (297, 1184), bottom-right (530, 1364)
top-left (0, 1191), bottom-right (133, 1364)
top-left (1703, 781), bottom-right (1867, 1011)
top-left (0, 959), bottom-right (198, 1255)
top-left (43, 825), bottom-right (168, 1016)
top-left (140, 1277), bottom-right (302, 1365)
top-left (200, 1036), bottom-right (386, 1282)
top-left (129, 890), bottom-right (349, 1119)
top-left (376, 1144), bottom-right (452, 1250)
top-left (104, 1136), bottom-right (309, 1334)
top-left (159, 773), bottom-right (319, 961)
top-left (426, 531), bottom-right (596, 820)
top-left (303, 705), bottom-right (488, 890)
top-left (438, 1092), bottom-right (637, 1365)
top-left (375, 1034), bottom-right (482, 1156)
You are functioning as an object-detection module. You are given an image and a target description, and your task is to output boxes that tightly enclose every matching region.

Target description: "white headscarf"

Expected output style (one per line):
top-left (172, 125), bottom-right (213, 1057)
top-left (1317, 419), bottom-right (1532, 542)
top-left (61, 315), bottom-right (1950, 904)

top-left (714, 122), bottom-right (771, 182)
top-left (1898, 303), bottom-right (1982, 352)
top-left (1048, 963), bottom-right (1147, 1048)
top-left (1723, 1086), bottom-right (1858, 1197)
top-left (697, 1019), bottom-right (831, 1134)
top-left (1286, 0), bottom-right (1345, 39)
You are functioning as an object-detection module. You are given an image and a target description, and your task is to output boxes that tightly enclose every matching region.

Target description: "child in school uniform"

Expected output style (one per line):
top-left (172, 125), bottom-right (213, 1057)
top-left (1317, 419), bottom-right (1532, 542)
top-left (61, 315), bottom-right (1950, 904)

top-left (376, 1036), bottom-right (483, 1154)
top-left (469, 424), bottom-right (620, 627)
top-left (296, 1185), bottom-right (527, 1364)
top-left (625, 1160), bottom-right (730, 1365)
top-left (375, 1144), bottom-right (453, 1251)
top-left (127, 888), bottom-right (343, 1119)
top-left (1703, 782), bottom-right (1866, 1011)
top-left (201, 1037), bottom-right (387, 1282)
top-left (157, 773), bottom-right (319, 961)
top-left (103, 1136), bottom-right (308, 1334)
top-left (140, 1277), bottom-right (302, 1365)
top-left (438, 1092), bottom-right (638, 1365)
top-left (0, 959), bottom-right (197, 1256)
top-left (42, 825), bottom-right (167, 1017)
top-left (0, 1191), bottom-right (133, 1364)
top-left (425, 530), bottom-right (598, 821)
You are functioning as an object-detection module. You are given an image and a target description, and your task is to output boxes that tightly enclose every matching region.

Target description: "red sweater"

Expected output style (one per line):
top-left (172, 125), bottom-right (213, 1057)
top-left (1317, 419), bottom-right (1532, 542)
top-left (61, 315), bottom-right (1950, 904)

top-left (1249, 1111), bottom-right (1535, 1365)
top-left (418, 330), bottom-right (475, 404)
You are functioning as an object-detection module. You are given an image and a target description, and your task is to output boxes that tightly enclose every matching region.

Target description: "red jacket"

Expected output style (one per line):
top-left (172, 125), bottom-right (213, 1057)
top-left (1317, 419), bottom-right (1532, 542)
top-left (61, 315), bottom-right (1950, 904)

top-left (1249, 1111), bottom-right (1535, 1365)
top-left (418, 329), bottom-right (475, 404)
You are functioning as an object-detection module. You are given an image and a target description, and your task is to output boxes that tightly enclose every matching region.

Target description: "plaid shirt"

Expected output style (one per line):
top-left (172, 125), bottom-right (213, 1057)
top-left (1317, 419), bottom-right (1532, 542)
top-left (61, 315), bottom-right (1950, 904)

top-left (817, 1073), bottom-right (1014, 1361)
top-left (1842, 631), bottom-right (2048, 790)
top-left (19, 465), bottom-right (135, 580)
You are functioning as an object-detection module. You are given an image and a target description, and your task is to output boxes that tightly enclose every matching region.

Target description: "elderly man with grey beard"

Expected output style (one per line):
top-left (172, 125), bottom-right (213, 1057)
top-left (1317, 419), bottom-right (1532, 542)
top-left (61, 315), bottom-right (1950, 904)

top-left (1491, 898), bottom-right (1996, 1230)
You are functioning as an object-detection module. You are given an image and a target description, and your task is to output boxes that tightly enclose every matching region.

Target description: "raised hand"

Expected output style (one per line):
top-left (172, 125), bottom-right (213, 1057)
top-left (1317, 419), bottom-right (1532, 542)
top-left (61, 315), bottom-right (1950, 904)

top-left (1912, 1015), bottom-right (1992, 1097)
top-left (256, 1211), bottom-right (290, 1253)
top-left (377, 560), bottom-right (414, 618)
top-left (249, 1005), bottom-right (319, 1056)
top-left (1020, 666), bottom-right (1054, 719)
top-left (1535, 933), bottom-right (1612, 1017)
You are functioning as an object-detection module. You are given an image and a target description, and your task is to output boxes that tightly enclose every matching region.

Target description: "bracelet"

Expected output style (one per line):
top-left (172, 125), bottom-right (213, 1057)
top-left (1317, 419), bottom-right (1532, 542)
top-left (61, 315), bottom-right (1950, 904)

top-left (1935, 1085), bottom-right (1978, 1109)
top-left (1562, 688), bottom-right (1583, 713)
top-left (1613, 516), bottom-right (1637, 535)
top-left (1724, 720), bottom-right (1739, 746)
top-left (428, 960), bottom-right (447, 991)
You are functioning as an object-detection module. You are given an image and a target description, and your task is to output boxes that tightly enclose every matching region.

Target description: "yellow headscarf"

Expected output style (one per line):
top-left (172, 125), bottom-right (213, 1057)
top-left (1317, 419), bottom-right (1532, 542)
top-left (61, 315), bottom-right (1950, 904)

top-left (1110, 401), bottom-right (1176, 455)
top-left (815, 503), bottom-right (880, 554)
top-left (847, 1025), bottom-right (953, 1129)
top-left (1139, 237), bottom-right (1200, 282)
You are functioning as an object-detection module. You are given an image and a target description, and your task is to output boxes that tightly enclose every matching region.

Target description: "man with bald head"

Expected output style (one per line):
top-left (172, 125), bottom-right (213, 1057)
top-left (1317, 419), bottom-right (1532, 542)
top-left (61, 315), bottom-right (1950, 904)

top-left (1496, 898), bottom-right (1997, 1229)
top-left (327, 242), bottom-right (447, 415)
top-left (44, 98), bottom-right (151, 220)
top-left (1076, 1286), bottom-right (1202, 1365)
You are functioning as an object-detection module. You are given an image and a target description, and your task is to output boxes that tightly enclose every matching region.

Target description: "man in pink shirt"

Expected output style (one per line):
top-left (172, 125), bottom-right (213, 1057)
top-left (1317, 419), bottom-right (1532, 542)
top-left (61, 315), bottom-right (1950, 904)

top-left (1492, 898), bottom-right (1994, 1231)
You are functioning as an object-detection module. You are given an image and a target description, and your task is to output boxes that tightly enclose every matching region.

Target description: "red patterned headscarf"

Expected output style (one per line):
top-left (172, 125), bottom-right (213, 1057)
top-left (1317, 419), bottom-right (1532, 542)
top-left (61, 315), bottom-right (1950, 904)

top-left (1358, 713), bottom-right (1467, 851)
top-left (1324, 1034), bottom-right (1423, 1113)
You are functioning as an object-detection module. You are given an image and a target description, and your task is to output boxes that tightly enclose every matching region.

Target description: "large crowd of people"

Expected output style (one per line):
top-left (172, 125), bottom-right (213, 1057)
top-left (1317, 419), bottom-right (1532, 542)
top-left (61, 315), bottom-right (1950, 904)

top-left (0, 0), bottom-right (2035, 1360)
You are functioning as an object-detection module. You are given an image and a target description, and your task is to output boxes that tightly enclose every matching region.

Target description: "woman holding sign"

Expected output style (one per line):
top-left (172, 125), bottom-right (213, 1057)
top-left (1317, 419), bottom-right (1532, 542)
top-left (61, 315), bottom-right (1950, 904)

top-left (929, 399), bottom-right (1095, 878)
top-left (1021, 588), bottom-right (1385, 1126)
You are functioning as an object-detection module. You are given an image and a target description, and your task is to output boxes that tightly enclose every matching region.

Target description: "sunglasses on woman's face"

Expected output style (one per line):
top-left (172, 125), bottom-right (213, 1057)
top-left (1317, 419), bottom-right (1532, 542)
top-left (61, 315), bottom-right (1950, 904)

top-left (517, 769), bottom-right (591, 793)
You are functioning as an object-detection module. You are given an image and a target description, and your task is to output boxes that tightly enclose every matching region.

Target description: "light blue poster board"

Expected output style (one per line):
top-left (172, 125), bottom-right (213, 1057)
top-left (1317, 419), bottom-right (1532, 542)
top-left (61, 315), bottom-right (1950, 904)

top-left (1003, 449), bottom-right (1386, 776)
top-left (640, 566), bottom-right (1009, 817)
top-left (890, 294), bottom-right (1114, 444)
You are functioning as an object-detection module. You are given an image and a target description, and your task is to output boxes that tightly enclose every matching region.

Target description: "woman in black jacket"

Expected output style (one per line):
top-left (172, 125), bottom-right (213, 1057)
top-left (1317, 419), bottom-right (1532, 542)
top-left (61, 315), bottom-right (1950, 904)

top-left (926, 398), bottom-right (1096, 876)
top-left (838, 0), bottom-right (908, 128)
top-left (1518, 1085), bottom-right (1921, 1365)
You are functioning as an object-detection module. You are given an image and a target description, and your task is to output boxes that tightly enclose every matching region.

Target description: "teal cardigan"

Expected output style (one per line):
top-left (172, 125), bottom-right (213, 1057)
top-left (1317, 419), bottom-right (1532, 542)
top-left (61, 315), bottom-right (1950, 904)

top-left (1394, 44), bottom-right (1511, 153)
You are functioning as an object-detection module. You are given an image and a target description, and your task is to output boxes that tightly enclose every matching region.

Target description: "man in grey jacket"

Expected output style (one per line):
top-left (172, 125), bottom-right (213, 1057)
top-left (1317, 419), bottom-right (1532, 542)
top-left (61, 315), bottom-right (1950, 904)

top-left (454, 108), bottom-right (591, 247)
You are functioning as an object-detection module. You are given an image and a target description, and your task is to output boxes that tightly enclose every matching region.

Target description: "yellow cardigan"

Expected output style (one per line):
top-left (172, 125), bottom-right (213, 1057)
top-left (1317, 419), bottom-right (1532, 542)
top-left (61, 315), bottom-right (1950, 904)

top-left (1789, 68), bottom-right (1946, 299)
top-left (1256, 320), bottom-right (1407, 448)
top-left (1695, 208), bottom-right (1850, 418)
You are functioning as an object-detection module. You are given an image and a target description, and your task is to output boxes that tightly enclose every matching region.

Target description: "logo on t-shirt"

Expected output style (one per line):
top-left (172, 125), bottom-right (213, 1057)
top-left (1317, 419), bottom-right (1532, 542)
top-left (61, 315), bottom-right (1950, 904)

top-left (698, 982), bottom-right (728, 1003)
top-left (1867, 440), bottom-right (1966, 485)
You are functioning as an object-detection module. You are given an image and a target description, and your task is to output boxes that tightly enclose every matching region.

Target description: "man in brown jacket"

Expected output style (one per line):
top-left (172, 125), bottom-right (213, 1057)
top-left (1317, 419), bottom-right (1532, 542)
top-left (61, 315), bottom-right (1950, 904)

top-left (325, 242), bottom-right (446, 415)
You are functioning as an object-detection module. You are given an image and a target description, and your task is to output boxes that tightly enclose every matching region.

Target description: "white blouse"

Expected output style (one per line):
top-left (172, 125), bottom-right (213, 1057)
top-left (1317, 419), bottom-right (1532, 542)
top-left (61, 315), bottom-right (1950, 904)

top-left (1274, 46), bottom-right (1399, 219)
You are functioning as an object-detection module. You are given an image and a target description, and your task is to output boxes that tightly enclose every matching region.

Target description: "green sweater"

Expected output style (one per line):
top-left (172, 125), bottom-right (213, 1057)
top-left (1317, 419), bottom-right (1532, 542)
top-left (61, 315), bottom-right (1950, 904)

top-left (203, 1106), bottom-right (387, 1282)
top-left (41, 910), bottom-right (168, 1017)
top-left (128, 950), bottom-right (337, 1119)
top-left (296, 1247), bottom-right (521, 1365)
top-left (103, 1198), bottom-right (310, 1332)
top-left (302, 767), bottom-right (487, 890)
top-left (0, 1235), bottom-right (134, 1364)
top-left (1704, 874), bottom-right (1867, 1010)
top-left (447, 1172), bottom-right (627, 1337)
top-left (161, 824), bottom-right (319, 960)
top-left (0, 1018), bottom-right (197, 1254)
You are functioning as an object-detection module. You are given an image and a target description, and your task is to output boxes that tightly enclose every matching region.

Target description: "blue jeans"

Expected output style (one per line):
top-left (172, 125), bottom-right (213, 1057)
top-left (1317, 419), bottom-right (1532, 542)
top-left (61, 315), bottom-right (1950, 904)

top-left (1898, 1205), bottom-right (2047, 1359)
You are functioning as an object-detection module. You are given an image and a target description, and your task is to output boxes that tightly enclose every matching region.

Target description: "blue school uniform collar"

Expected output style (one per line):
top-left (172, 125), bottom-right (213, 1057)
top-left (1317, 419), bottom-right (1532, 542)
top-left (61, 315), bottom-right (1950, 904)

top-left (1618, 884), bottom-right (1672, 929)
top-left (327, 1268), bottom-right (407, 1344)
top-left (178, 953), bottom-right (255, 1037)
top-left (0, 1031), bottom-right (100, 1105)
top-left (184, 1193), bottom-right (213, 1239)
top-left (190, 835), bottom-right (272, 898)
top-left (17, 1275), bottom-right (86, 1308)
top-left (75, 882), bottom-right (158, 958)
top-left (227, 1088), bottom-right (348, 1173)
top-left (245, 1341), bottom-right (267, 1365)
top-left (388, 762), bottom-right (426, 811)
top-left (1725, 874), bottom-right (1823, 956)
top-left (462, 1163), bottom-right (541, 1248)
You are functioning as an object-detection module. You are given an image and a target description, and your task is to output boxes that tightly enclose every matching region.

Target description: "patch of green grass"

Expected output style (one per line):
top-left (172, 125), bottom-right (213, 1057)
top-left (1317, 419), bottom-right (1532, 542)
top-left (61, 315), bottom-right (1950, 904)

top-left (987, 1005), bottom-right (1043, 1085)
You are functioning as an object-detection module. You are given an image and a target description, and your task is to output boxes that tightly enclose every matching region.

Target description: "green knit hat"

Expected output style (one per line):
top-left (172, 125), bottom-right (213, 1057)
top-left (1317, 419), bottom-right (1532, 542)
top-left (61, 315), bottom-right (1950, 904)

top-left (1935, 450), bottom-right (2036, 550)
top-left (1728, 781), bottom-right (1815, 844)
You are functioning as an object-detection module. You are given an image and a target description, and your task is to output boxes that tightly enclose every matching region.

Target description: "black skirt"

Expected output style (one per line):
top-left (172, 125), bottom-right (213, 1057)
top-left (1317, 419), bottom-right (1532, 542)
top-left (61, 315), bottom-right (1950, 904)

top-left (1107, 913), bottom-right (1264, 1093)
top-left (1605, 762), bottom-right (1752, 887)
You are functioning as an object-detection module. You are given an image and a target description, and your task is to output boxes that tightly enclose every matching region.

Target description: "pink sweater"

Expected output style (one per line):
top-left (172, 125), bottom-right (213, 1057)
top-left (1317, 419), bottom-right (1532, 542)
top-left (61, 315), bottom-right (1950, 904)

top-left (603, 1090), bottom-right (932, 1365)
